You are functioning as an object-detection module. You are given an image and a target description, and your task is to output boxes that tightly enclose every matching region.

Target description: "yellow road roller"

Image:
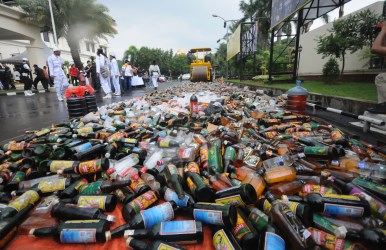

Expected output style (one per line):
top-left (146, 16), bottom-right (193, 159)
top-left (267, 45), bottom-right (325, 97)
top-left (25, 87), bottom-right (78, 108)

top-left (188, 48), bottom-right (212, 82)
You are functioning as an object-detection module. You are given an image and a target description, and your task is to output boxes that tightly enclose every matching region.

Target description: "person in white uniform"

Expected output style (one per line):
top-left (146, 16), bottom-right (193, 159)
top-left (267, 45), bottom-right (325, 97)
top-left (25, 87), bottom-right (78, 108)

top-left (47, 47), bottom-right (69, 101)
top-left (109, 52), bottom-right (121, 96)
top-left (148, 60), bottom-right (160, 91)
top-left (96, 48), bottom-right (112, 99)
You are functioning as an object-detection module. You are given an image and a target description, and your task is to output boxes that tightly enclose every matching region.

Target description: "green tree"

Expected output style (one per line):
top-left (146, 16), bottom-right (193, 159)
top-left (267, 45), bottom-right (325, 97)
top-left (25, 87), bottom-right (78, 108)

top-left (123, 45), bottom-right (139, 64)
top-left (213, 43), bottom-right (228, 77)
top-left (16, 0), bottom-right (117, 68)
top-left (316, 15), bottom-right (362, 76)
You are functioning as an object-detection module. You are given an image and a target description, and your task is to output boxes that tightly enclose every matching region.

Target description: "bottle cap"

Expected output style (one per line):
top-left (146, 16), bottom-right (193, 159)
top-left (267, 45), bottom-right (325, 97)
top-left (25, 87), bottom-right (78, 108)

top-left (131, 173), bottom-right (139, 181)
top-left (106, 215), bottom-right (116, 222)
top-left (106, 168), bottom-right (115, 175)
top-left (124, 230), bottom-right (135, 238)
top-left (334, 226), bottom-right (347, 239)
top-left (140, 166), bottom-right (147, 174)
top-left (105, 153), bottom-right (111, 158)
top-left (57, 169), bottom-right (64, 175)
top-left (29, 228), bottom-right (36, 237)
top-left (105, 231), bottom-right (111, 241)
top-left (125, 237), bottom-right (134, 248)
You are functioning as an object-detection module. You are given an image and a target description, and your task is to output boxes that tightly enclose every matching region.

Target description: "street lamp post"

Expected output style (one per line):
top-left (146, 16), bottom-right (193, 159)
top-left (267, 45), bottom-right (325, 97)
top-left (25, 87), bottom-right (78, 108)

top-left (48, 0), bottom-right (58, 46)
top-left (297, 45), bottom-right (303, 79)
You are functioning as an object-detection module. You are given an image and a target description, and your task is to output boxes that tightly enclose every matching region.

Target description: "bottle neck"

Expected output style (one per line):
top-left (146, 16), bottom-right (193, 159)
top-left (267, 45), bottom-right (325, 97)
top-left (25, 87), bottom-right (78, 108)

top-left (124, 229), bottom-right (150, 239)
top-left (126, 237), bottom-right (148, 250)
top-left (30, 226), bottom-right (56, 237)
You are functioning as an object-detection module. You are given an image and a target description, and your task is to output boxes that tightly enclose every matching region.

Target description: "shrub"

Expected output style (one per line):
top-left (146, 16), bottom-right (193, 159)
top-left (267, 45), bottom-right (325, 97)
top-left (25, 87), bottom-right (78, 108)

top-left (322, 58), bottom-right (340, 84)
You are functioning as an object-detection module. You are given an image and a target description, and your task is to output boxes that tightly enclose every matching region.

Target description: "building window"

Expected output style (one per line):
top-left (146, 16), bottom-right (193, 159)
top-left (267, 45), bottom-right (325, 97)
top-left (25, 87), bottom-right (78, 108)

top-left (91, 43), bottom-right (95, 53)
top-left (43, 32), bottom-right (49, 42)
top-left (86, 42), bottom-right (90, 52)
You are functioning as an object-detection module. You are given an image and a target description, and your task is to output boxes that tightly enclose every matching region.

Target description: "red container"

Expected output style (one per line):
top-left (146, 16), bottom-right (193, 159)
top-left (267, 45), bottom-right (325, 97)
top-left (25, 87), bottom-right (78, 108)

top-left (286, 80), bottom-right (308, 115)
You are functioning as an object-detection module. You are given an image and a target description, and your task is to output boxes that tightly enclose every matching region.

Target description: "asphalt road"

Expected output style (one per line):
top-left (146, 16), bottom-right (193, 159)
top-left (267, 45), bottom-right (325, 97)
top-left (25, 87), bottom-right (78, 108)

top-left (0, 81), bottom-right (182, 144)
top-left (0, 81), bottom-right (385, 147)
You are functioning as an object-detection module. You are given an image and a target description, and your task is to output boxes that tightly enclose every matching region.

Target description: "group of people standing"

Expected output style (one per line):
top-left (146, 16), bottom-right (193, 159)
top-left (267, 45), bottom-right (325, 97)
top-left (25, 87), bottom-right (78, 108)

top-left (17, 46), bottom-right (162, 101)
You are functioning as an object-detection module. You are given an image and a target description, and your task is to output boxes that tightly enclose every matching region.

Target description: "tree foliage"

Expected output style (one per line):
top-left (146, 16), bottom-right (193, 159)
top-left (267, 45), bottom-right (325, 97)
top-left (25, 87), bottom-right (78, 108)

top-left (123, 46), bottom-right (190, 78)
top-left (16, 0), bottom-right (117, 68)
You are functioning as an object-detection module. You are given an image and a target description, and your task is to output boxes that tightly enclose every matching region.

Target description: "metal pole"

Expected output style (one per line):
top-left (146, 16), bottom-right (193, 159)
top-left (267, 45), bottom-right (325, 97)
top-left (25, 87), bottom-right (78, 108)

top-left (293, 9), bottom-right (303, 82)
top-left (48, 0), bottom-right (58, 46)
top-left (226, 24), bottom-right (229, 80)
top-left (268, 29), bottom-right (274, 84)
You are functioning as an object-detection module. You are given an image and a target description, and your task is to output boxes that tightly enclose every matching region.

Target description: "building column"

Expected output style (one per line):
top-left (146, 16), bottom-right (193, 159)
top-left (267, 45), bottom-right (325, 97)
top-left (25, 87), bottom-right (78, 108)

top-left (26, 38), bottom-right (47, 68)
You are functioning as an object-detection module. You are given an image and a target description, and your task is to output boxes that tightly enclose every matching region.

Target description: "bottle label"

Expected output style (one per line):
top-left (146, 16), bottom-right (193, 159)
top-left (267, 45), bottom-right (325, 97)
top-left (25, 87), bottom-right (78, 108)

top-left (8, 190), bottom-right (39, 211)
top-left (353, 178), bottom-right (386, 196)
top-left (215, 194), bottom-right (245, 207)
top-left (244, 155), bottom-right (260, 168)
top-left (73, 142), bottom-right (92, 152)
top-left (60, 228), bottom-right (96, 243)
top-left (122, 138), bottom-right (137, 144)
top-left (264, 232), bottom-right (285, 250)
top-left (248, 208), bottom-right (268, 231)
top-left (263, 200), bottom-right (271, 214)
top-left (322, 194), bottom-right (360, 201)
top-left (193, 209), bottom-right (223, 226)
top-left (7, 142), bottom-right (25, 151)
top-left (50, 161), bottom-right (75, 173)
top-left (129, 190), bottom-right (158, 214)
top-left (79, 181), bottom-right (102, 195)
top-left (130, 178), bottom-right (147, 194)
top-left (309, 228), bottom-right (345, 250)
top-left (213, 229), bottom-right (235, 250)
top-left (159, 139), bottom-right (171, 147)
top-left (160, 220), bottom-right (196, 235)
top-left (164, 188), bottom-right (189, 207)
top-left (77, 195), bottom-right (107, 210)
top-left (140, 202), bottom-right (174, 229)
top-left (11, 171), bottom-right (25, 182)
top-left (312, 214), bottom-right (338, 235)
top-left (166, 164), bottom-right (178, 175)
top-left (287, 201), bottom-right (299, 213)
top-left (156, 243), bottom-right (180, 250)
top-left (77, 127), bottom-right (93, 135)
top-left (38, 178), bottom-right (67, 193)
top-left (301, 184), bottom-right (332, 196)
top-left (224, 147), bottom-right (236, 161)
top-left (36, 196), bottom-right (58, 212)
top-left (78, 159), bottom-right (101, 174)
top-left (186, 177), bottom-right (197, 194)
top-left (323, 204), bottom-right (364, 217)
top-left (304, 146), bottom-right (329, 156)
top-left (232, 213), bottom-right (251, 241)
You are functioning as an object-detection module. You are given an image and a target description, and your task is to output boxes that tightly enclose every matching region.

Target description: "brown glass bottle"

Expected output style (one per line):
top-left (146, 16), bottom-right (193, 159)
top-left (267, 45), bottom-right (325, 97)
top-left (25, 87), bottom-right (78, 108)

top-left (264, 191), bottom-right (315, 250)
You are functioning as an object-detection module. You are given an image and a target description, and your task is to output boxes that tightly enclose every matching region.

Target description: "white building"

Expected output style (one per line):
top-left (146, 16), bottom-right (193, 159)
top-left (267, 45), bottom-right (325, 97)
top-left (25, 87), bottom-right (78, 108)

top-left (299, 1), bottom-right (382, 77)
top-left (0, 3), bottom-right (109, 68)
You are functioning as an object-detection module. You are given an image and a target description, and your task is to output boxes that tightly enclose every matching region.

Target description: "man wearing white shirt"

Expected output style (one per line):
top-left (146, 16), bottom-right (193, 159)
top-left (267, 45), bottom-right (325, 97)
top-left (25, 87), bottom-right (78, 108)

top-left (96, 48), bottom-right (112, 99)
top-left (47, 48), bottom-right (68, 101)
top-left (121, 60), bottom-right (133, 93)
top-left (109, 52), bottom-right (121, 96)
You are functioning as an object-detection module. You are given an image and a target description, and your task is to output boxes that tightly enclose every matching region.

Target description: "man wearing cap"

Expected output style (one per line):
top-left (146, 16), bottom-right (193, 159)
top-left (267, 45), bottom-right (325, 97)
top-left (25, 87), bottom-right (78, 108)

top-left (109, 52), bottom-right (121, 96)
top-left (48, 47), bottom-right (69, 101)
top-left (21, 58), bottom-right (35, 96)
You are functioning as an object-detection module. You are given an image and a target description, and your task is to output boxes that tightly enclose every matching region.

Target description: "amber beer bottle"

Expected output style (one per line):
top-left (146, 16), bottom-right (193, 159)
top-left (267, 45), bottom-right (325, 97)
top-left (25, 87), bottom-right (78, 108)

top-left (125, 237), bottom-right (186, 250)
top-left (287, 193), bottom-right (371, 217)
top-left (60, 194), bottom-right (117, 212)
top-left (123, 220), bottom-right (203, 244)
top-left (121, 190), bottom-right (158, 221)
top-left (214, 184), bottom-right (257, 207)
top-left (201, 170), bottom-right (231, 191)
top-left (29, 219), bottom-right (110, 243)
top-left (212, 226), bottom-right (242, 250)
top-left (264, 191), bottom-right (315, 249)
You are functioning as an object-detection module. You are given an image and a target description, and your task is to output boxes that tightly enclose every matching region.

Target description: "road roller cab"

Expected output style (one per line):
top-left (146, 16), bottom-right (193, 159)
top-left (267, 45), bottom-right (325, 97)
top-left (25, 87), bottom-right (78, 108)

top-left (188, 48), bottom-right (212, 82)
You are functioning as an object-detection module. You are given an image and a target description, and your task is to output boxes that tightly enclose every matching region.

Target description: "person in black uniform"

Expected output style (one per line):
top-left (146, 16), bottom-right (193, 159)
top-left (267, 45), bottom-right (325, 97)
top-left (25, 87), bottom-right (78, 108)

top-left (20, 58), bottom-right (34, 96)
top-left (33, 64), bottom-right (49, 92)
